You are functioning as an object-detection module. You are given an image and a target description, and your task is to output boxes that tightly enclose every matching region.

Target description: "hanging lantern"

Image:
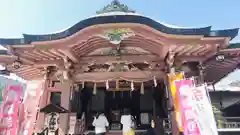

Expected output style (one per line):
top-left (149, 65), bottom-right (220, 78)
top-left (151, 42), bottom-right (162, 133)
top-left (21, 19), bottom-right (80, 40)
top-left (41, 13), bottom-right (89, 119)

top-left (153, 76), bottom-right (157, 87)
top-left (106, 80), bottom-right (109, 90)
top-left (48, 113), bottom-right (59, 132)
top-left (131, 81), bottom-right (134, 91)
top-left (82, 81), bottom-right (85, 89)
top-left (12, 59), bottom-right (22, 69)
top-left (93, 82), bottom-right (97, 95)
top-left (140, 82), bottom-right (144, 95)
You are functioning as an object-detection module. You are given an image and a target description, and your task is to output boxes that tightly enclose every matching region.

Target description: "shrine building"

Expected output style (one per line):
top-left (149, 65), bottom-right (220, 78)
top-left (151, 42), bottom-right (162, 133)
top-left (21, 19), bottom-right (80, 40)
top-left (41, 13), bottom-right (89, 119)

top-left (0, 1), bottom-right (239, 135)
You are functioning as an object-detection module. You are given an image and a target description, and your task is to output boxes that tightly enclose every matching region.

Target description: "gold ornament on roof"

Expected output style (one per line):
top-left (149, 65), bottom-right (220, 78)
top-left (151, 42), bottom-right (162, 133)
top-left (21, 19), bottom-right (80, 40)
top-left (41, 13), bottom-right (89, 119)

top-left (96, 0), bottom-right (135, 14)
top-left (101, 28), bottom-right (135, 44)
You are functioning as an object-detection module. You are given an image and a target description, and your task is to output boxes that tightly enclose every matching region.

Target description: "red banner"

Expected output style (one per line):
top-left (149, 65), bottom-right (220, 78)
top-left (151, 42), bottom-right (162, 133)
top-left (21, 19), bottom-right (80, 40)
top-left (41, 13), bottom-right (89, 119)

top-left (17, 80), bottom-right (44, 135)
top-left (175, 79), bottom-right (200, 135)
top-left (0, 85), bottom-right (22, 135)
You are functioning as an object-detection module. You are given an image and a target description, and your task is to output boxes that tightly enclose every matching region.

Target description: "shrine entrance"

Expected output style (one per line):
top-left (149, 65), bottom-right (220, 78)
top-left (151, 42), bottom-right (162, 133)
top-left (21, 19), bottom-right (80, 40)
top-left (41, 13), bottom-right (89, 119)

top-left (104, 90), bottom-right (139, 130)
top-left (85, 80), bottom-right (168, 131)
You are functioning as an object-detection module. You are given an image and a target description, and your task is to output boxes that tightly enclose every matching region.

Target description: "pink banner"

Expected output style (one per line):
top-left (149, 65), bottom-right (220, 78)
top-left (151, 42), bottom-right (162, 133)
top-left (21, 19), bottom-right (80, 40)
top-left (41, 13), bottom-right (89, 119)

top-left (0, 85), bottom-right (22, 135)
top-left (175, 79), bottom-right (200, 135)
top-left (18, 80), bottom-right (44, 135)
top-left (191, 86), bottom-right (218, 135)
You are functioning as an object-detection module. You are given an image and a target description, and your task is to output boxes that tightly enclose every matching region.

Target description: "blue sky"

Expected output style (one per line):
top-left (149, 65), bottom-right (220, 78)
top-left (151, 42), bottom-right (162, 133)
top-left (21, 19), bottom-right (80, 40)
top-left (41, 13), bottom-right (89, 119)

top-left (0, 0), bottom-right (239, 88)
top-left (0, 0), bottom-right (240, 42)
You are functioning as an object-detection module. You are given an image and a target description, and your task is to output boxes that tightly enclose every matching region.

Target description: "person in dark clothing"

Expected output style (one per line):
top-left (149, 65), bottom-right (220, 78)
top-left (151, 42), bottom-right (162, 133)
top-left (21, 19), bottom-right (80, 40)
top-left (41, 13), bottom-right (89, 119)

top-left (144, 116), bottom-right (165, 135)
top-left (77, 87), bottom-right (91, 119)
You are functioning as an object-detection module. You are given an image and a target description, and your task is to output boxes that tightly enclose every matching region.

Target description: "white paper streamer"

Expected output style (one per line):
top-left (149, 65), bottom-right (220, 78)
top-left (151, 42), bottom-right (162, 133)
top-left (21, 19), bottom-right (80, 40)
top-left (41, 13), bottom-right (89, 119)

top-left (106, 80), bottom-right (109, 90)
top-left (153, 76), bottom-right (157, 87)
top-left (131, 81), bottom-right (134, 91)
top-left (82, 81), bottom-right (85, 89)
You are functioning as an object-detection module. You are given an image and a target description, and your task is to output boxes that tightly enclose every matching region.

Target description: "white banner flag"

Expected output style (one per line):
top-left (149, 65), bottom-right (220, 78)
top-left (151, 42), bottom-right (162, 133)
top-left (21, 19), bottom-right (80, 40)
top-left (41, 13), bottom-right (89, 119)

top-left (191, 85), bottom-right (218, 135)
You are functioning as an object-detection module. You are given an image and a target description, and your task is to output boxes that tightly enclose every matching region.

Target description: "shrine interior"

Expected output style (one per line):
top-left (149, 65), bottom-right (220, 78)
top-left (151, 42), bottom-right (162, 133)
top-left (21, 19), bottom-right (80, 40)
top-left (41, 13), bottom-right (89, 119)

top-left (64, 81), bottom-right (168, 131)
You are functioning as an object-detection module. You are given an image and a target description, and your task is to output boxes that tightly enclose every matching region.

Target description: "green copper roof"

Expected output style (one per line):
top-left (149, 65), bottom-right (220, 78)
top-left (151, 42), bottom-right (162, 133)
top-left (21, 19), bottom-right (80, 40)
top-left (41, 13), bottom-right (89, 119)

top-left (228, 43), bottom-right (240, 49)
top-left (96, 0), bottom-right (135, 14)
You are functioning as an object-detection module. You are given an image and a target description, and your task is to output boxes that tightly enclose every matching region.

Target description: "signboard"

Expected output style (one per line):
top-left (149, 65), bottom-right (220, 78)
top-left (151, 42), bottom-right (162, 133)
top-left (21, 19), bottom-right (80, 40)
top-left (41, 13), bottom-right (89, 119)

top-left (0, 76), bottom-right (25, 135)
top-left (175, 80), bottom-right (218, 135)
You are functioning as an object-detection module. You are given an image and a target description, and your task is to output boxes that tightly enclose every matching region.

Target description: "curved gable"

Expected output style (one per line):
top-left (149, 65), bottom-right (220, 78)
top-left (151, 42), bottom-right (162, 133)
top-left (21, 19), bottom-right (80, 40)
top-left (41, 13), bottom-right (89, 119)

top-left (0, 15), bottom-right (238, 45)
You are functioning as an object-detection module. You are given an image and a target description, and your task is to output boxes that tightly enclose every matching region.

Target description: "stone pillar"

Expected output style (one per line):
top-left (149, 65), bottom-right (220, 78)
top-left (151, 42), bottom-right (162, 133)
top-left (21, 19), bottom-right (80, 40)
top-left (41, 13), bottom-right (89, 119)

top-left (58, 80), bottom-right (72, 135)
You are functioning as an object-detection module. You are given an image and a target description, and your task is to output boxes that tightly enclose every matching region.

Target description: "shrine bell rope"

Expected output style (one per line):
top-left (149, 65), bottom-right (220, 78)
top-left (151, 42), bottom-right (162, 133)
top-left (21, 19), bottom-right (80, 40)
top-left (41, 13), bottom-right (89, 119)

top-left (75, 70), bottom-right (158, 83)
top-left (77, 71), bottom-right (158, 95)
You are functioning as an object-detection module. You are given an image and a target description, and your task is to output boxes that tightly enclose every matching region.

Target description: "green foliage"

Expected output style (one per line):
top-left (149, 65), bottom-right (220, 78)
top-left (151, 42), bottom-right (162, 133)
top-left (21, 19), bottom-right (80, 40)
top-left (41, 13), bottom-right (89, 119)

top-left (212, 105), bottom-right (225, 121)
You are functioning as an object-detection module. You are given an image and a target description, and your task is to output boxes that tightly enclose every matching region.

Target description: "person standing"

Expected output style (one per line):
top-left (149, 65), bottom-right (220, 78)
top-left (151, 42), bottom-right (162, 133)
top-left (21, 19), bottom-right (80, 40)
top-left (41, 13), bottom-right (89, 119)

top-left (120, 108), bottom-right (135, 135)
top-left (92, 112), bottom-right (109, 135)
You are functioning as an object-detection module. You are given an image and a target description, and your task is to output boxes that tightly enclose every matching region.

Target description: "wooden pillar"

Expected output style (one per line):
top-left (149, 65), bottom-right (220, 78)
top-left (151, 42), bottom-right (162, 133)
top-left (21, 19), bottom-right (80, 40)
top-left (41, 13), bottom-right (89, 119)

top-left (35, 68), bottom-right (51, 133)
top-left (198, 62), bottom-right (204, 83)
top-left (164, 50), bottom-right (179, 135)
top-left (59, 58), bottom-right (74, 135)
top-left (58, 80), bottom-right (72, 135)
top-left (152, 87), bottom-right (156, 117)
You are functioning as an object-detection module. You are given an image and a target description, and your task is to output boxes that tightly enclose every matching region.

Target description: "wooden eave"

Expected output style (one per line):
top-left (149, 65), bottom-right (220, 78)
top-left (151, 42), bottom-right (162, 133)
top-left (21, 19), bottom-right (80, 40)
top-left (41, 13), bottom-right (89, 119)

top-left (0, 23), bottom-right (234, 81)
top-left (30, 23), bottom-right (228, 48)
top-left (204, 48), bottom-right (240, 83)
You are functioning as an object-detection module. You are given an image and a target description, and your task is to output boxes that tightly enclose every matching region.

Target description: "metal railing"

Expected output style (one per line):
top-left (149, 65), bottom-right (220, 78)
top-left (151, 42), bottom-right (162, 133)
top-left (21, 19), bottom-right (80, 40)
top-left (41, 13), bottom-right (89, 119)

top-left (163, 117), bottom-right (240, 131)
top-left (217, 118), bottom-right (240, 130)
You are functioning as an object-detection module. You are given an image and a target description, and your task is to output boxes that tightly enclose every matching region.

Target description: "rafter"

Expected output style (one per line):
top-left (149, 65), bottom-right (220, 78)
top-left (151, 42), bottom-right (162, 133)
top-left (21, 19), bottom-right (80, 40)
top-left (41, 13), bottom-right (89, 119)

top-left (58, 49), bottom-right (79, 63)
top-left (5, 46), bottom-right (35, 64)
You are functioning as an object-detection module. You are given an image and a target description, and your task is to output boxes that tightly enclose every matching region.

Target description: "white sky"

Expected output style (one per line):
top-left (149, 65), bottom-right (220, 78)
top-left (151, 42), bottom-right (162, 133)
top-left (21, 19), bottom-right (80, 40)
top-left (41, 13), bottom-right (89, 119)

top-left (209, 69), bottom-right (240, 91)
